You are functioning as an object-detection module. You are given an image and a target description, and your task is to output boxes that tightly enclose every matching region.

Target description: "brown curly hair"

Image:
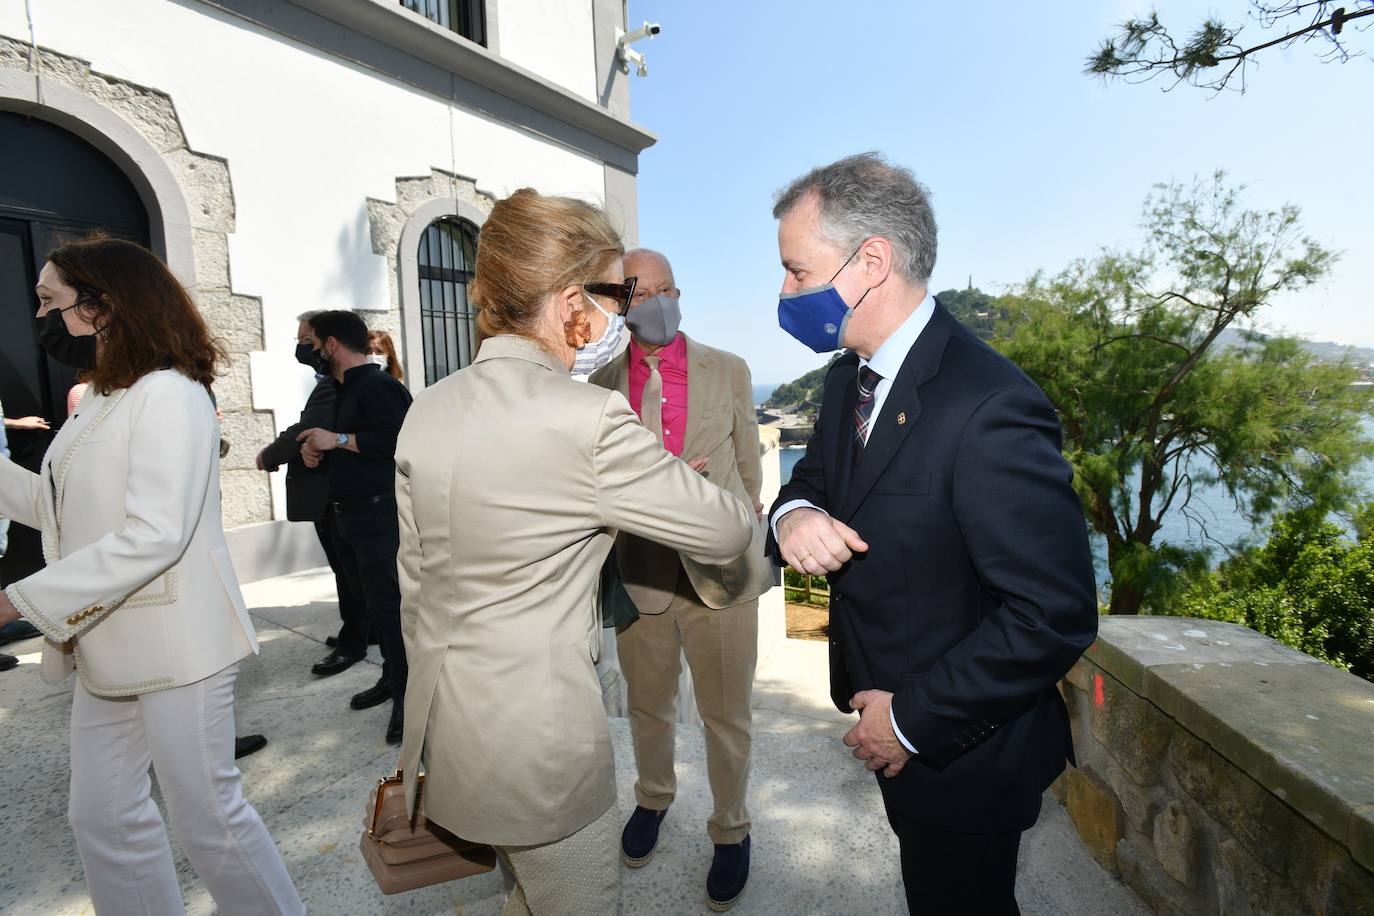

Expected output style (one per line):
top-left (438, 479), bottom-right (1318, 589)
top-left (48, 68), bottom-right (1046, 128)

top-left (45, 235), bottom-right (227, 395)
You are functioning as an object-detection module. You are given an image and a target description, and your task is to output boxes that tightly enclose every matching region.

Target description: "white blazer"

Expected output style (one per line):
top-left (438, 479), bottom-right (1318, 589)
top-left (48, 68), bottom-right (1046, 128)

top-left (0, 369), bottom-right (258, 697)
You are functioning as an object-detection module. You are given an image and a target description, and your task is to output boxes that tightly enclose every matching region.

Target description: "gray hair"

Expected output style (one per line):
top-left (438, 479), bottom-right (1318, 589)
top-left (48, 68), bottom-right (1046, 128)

top-left (624, 247), bottom-right (673, 276)
top-left (772, 152), bottom-right (937, 286)
top-left (295, 309), bottom-right (323, 323)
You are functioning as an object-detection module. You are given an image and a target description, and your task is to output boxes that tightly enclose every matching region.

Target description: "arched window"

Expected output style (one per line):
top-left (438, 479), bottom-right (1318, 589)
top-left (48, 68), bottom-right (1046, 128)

top-left (417, 217), bottom-right (478, 385)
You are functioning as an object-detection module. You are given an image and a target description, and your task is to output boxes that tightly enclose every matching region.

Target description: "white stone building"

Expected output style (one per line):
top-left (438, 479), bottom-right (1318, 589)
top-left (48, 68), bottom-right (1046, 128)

top-left (0, 0), bottom-right (655, 581)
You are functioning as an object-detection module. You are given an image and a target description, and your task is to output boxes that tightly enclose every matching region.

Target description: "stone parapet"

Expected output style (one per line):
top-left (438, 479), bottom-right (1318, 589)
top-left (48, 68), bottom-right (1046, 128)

top-left (1056, 616), bottom-right (1374, 914)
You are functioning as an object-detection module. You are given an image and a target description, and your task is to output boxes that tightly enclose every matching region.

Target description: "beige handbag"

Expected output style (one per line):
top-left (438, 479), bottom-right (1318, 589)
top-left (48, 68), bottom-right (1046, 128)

top-left (360, 769), bottom-right (496, 894)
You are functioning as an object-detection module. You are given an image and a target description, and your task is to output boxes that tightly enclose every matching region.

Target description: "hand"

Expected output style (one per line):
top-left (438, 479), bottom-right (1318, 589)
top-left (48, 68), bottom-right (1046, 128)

top-left (753, 499), bottom-right (764, 521)
top-left (296, 427), bottom-right (337, 453)
top-left (0, 591), bottom-right (22, 629)
top-left (776, 508), bottom-right (868, 576)
top-left (843, 690), bottom-right (912, 778)
top-left (6, 415), bottom-right (50, 431)
top-left (301, 442), bottom-right (323, 469)
top-left (686, 457), bottom-right (709, 474)
top-left (255, 450), bottom-right (267, 471)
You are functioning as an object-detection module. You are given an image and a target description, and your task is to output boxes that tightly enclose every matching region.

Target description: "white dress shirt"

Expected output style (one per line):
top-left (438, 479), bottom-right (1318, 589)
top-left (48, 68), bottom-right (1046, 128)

top-left (772, 291), bottom-right (937, 754)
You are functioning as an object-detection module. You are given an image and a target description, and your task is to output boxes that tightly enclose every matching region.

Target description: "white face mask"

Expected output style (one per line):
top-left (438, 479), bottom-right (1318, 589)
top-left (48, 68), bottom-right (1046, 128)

top-left (571, 295), bottom-right (626, 375)
top-left (366, 354), bottom-right (389, 368)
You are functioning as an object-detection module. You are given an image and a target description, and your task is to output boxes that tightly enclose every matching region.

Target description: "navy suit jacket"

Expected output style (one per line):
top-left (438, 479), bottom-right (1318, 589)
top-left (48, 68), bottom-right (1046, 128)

top-left (767, 301), bottom-right (1098, 833)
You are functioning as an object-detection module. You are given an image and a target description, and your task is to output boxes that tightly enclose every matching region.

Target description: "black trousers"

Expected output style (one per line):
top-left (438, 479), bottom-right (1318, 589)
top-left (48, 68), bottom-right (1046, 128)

top-left (330, 497), bottom-right (408, 707)
top-left (884, 794), bottom-right (1022, 915)
top-left (314, 506), bottom-right (370, 657)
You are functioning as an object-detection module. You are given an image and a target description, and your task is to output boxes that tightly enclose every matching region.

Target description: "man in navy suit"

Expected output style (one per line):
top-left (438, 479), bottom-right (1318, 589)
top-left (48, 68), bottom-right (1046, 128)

top-left (766, 153), bottom-right (1098, 914)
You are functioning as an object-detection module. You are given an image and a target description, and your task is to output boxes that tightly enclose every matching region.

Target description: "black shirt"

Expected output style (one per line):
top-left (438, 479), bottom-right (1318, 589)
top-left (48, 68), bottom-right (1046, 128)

top-left (327, 363), bottom-right (412, 501)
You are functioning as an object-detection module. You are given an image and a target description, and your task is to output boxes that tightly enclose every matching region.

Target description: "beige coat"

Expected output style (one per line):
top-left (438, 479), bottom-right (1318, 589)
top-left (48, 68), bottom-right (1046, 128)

top-left (589, 334), bottom-right (773, 612)
top-left (395, 335), bottom-right (754, 847)
top-left (0, 369), bottom-right (257, 696)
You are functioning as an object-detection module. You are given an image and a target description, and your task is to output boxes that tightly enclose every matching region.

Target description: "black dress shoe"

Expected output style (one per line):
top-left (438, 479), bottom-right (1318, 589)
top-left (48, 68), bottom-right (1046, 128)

top-left (0, 654), bottom-right (17, 672)
top-left (386, 705), bottom-right (404, 745)
top-left (311, 650), bottom-right (364, 678)
top-left (351, 677), bottom-right (392, 710)
top-left (707, 835), bottom-right (750, 912)
top-left (234, 734), bottom-right (267, 759)
top-left (621, 805), bottom-right (668, 867)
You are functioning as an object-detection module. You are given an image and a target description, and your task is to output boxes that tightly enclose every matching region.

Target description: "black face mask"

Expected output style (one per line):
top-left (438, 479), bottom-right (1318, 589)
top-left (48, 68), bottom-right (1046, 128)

top-left (37, 307), bottom-right (98, 369)
top-left (311, 346), bottom-right (331, 375)
top-left (294, 343), bottom-right (317, 367)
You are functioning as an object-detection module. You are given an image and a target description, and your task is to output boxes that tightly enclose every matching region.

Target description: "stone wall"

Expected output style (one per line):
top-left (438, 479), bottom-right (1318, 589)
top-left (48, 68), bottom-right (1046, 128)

top-left (1055, 616), bottom-right (1374, 915)
top-left (0, 37), bottom-right (273, 527)
top-left (366, 169), bottom-right (495, 380)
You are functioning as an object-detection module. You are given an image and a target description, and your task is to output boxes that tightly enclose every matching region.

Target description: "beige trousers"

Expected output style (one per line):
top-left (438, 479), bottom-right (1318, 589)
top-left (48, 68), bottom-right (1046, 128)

top-left (618, 568), bottom-right (758, 845)
top-left (498, 803), bottom-right (621, 915)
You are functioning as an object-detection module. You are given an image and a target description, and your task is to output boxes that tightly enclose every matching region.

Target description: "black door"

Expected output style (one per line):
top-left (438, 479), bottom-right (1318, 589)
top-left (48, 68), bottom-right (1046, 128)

top-left (0, 112), bottom-right (151, 584)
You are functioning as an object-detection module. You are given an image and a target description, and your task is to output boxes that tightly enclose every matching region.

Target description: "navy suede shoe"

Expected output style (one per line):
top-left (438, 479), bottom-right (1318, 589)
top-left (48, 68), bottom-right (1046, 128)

top-left (0, 618), bottom-right (39, 647)
top-left (707, 835), bottom-right (750, 912)
top-left (621, 805), bottom-right (668, 867)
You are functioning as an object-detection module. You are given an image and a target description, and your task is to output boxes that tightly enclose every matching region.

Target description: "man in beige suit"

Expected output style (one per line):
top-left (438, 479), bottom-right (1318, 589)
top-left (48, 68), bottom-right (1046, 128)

top-left (590, 248), bottom-right (772, 912)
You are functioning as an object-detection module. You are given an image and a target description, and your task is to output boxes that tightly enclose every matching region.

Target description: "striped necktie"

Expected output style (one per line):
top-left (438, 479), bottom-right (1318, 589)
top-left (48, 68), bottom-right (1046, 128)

top-left (853, 365), bottom-right (883, 463)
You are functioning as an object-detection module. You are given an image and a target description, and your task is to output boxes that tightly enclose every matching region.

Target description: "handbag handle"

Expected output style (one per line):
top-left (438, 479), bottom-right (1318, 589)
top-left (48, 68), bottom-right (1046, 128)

top-left (367, 768), bottom-right (426, 838)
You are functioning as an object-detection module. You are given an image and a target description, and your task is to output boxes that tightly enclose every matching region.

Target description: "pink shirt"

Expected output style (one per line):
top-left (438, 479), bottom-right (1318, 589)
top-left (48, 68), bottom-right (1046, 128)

top-left (67, 383), bottom-right (89, 416)
top-left (628, 333), bottom-right (688, 457)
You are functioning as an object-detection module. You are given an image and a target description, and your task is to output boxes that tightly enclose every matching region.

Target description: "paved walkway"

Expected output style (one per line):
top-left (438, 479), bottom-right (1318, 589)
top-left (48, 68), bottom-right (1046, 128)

top-left (0, 569), bottom-right (1149, 915)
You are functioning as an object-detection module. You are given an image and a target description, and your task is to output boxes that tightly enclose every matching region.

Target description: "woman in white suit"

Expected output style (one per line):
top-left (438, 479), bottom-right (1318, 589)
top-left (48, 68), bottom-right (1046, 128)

top-left (0, 237), bottom-right (302, 915)
top-left (394, 189), bottom-right (755, 915)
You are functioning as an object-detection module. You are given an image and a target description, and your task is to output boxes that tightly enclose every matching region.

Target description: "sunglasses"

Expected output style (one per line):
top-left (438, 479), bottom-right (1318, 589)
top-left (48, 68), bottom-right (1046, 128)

top-left (584, 276), bottom-right (638, 316)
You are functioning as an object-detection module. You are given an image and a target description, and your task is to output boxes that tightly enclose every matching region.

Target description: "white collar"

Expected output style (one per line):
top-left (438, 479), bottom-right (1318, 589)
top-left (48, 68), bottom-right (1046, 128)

top-left (860, 291), bottom-right (936, 379)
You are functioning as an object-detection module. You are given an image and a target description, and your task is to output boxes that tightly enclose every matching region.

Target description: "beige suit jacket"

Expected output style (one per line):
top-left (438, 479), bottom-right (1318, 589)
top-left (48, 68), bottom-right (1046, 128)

top-left (394, 335), bottom-right (754, 847)
top-left (0, 369), bottom-right (257, 696)
top-left (589, 334), bottom-right (773, 612)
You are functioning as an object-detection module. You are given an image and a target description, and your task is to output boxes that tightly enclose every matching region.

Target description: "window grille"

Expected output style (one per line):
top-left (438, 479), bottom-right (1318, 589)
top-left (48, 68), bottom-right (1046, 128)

top-left (417, 217), bottom-right (479, 385)
top-left (400, 0), bottom-right (486, 45)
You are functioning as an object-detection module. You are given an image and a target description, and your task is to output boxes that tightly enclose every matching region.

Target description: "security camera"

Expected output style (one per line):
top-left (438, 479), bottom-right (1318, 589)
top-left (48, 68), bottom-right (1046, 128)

top-left (618, 22), bottom-right (661, 48)
top-left (615, 21), bottom-right (660, 77)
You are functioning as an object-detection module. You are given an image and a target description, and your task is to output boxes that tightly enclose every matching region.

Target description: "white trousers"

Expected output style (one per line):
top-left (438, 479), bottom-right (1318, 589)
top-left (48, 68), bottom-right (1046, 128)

top-left (68, 664), bottom-right (304, 916)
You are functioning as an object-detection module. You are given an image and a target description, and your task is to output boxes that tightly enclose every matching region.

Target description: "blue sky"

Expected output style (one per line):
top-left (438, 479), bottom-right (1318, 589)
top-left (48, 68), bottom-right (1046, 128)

top-left (624, 0), bottom-right (1373, 386)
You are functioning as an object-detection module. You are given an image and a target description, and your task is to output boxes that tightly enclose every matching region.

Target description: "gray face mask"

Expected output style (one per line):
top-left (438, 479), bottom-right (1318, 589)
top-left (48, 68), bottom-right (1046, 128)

top-left (626, 294), bottom-right (682, 347)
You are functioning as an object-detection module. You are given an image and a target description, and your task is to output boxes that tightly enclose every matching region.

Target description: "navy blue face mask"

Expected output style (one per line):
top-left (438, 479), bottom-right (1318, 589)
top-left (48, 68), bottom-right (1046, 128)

top-left (777, 245), bottom-right (872, 353)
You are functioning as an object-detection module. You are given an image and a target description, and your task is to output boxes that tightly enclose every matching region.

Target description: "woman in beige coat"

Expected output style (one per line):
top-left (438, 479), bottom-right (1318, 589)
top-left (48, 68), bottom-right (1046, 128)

top-left (394, 189), bottom-right (754, 915)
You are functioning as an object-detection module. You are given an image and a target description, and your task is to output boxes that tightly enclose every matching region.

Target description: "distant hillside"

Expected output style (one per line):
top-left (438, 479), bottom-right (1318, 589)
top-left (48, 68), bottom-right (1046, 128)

top-left (935, 286), bottom-right (1002, 340)
top-left (762, 287), bottom-right (1373, 419)
top-left (763, 355), bottom-right (839, 413)
top-left (1216, 327), bottom-right (1374, 366)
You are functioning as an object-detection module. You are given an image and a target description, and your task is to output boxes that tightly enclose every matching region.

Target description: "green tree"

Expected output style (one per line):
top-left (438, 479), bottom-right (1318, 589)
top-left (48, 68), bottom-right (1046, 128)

top-left (995, 172), bottom-right (1371, 615)
top-left (1088, 2), bottom-right (1373, 92)
top-left (1175, 508), bottom-right (1374, 680)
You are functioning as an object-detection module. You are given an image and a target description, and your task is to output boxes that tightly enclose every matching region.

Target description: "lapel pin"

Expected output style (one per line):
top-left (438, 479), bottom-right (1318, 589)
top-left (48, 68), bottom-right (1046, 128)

top-left (897, 412), bottom-right (907, 426)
